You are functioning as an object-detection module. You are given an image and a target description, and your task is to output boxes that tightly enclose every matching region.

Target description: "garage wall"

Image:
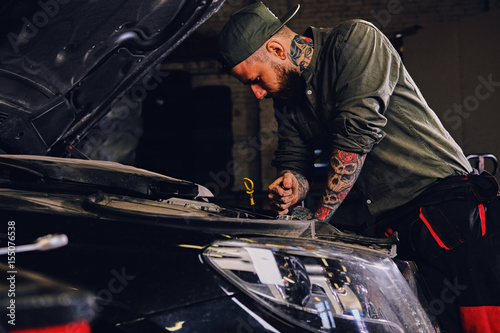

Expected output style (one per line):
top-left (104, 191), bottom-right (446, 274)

top-left (404, 9), bottom-right (500, 178)
top-left (159, 0), bottom-right (500, 202)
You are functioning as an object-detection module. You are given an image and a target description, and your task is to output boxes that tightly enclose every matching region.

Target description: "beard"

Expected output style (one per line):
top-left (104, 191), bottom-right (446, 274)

top-left (269, 64), bottom-right (304, 103)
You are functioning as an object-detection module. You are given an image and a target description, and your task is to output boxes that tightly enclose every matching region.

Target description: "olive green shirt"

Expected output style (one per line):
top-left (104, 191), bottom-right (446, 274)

top-left (272, 19), bottom-right (472, 219)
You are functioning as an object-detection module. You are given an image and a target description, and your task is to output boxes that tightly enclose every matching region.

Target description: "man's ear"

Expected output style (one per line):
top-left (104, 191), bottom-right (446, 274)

top-left (265, 39), bottom-right (287, 61)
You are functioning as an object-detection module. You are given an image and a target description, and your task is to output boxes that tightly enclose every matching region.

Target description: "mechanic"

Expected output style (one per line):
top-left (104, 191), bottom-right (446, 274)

top-left (217, 2), bottom-right (500, 332)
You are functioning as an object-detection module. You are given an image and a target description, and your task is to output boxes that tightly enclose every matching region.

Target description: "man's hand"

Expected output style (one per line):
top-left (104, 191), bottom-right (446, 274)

top-left (268, 170), bottom-right (309, 215)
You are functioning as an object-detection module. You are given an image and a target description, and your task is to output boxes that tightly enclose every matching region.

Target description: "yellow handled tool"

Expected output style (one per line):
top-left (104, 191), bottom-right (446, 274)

top-left (243, 178), bottom-right (255, 209)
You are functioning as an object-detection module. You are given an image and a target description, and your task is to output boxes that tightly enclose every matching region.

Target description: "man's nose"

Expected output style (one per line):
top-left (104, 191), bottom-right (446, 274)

top-left (250, 85), bottom-right (267, 100)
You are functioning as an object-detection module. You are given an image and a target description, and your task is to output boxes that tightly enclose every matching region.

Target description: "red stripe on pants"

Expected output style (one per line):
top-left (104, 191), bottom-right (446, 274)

top-left (478, 203), bottom-right (486, 236)
top-left (460, 306), bottom-right (500, 332)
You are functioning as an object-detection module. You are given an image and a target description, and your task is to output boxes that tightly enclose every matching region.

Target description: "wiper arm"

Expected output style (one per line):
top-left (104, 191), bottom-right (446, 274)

top-left (0, 234), bottom-right (68, 255)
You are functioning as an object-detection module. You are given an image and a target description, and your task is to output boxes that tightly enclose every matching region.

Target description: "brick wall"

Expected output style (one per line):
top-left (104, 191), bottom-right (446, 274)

top-left (161, 0), bottom-right (500, 200)
top-left (202, 0), bottom-right (499, 37)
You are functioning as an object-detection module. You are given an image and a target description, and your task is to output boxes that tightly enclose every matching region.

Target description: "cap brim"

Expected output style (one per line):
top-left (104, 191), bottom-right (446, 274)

top-left (271, 4), bottom-right (300, 35)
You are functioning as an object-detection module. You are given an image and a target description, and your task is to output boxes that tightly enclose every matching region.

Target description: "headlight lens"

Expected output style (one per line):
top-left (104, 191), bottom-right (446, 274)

top-left (204, 238), bottom-right (433, 332)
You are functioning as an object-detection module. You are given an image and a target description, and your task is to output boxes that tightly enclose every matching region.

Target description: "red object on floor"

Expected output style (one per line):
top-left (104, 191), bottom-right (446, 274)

top-left (460, 306), bottom-right (500, 333)
top-left (10, 321), bottom-right (90, 333)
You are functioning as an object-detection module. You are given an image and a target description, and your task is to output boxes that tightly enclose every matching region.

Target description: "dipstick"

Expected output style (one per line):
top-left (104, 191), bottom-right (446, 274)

top-left (243, 177), bottom-right (256, 212)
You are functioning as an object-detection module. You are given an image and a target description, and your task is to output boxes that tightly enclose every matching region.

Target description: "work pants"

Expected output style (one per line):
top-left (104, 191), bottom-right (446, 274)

top-left (376, 172), bottom-right (500, 332)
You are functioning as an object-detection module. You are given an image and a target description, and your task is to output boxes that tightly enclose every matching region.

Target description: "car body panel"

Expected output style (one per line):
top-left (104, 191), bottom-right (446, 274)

top-left (0, 155), bottom-right (403, 330)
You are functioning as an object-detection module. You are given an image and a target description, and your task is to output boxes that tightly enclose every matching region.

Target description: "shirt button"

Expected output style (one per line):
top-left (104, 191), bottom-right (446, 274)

top-left (307, 90), bottom-right (313, 95)
top-left (366, 199), bottom-right (372, 204)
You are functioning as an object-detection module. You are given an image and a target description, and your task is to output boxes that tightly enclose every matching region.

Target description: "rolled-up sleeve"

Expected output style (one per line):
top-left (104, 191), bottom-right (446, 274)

top-left (327, 21), bottom-right (399, 153)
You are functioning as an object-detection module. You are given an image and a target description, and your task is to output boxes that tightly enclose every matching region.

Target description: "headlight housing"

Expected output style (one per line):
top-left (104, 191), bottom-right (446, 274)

top-left (204, 238), bottom-right (434, 332)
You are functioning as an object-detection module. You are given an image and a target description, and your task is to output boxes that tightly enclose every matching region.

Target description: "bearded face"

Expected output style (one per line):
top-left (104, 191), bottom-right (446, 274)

top-left (270, 63), bottom-right (304, 102)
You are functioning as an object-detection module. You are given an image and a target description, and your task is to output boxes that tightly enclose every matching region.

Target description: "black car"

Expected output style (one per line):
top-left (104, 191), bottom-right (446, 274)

top-left (0, 154), bottom-right (436, 332)
top-left (0, 1), bottom-right (438, 332)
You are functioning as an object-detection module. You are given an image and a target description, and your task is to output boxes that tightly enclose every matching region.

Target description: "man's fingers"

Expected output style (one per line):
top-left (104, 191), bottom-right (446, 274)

top-left (273, 202), bottom-right (290, 214)
top-left (268, 177), bottom-right (284, 194)
top-left (268, 172), bottom-right (300, 213)
top-left (270, 187), bottom-right (291, 197)
top-left (277, 207), bottom-right (289, 215)
top-left (272, 197), bottom-right (292, 207)
top-left (269, 182), bottom-right (292, 197)
top-left (282, 172), bottom-right (296, 189)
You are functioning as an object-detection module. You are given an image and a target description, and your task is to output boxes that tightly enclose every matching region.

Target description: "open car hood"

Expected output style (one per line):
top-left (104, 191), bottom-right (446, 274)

top-left (0, 0), bottom-right (224, 156)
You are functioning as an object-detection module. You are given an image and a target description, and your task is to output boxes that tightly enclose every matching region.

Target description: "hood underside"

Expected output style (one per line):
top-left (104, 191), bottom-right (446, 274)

top-left (0, 0), bottom-right (224, 156)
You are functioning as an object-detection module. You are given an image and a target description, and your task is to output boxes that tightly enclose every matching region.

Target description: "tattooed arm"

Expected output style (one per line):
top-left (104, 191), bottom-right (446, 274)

top-left (314, 149), bottom-right (366, 222)
top-left (268, 170), bottom-right (310, 215)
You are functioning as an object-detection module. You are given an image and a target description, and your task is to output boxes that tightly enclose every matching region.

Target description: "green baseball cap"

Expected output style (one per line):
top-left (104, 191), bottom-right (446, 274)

top-left (217, 2), bottom-right (300, 70)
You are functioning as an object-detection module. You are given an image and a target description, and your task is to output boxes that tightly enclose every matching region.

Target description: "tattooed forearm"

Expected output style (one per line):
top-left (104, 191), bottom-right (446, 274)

top-left (314, 150), bottom-right (366, 221)
top-left (288, 35), bottom-right (313, 72)
top-left (279, 169), bottom-right (310, 201)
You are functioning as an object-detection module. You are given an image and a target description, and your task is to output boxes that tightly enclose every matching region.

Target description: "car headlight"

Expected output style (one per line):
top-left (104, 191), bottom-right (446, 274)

top-left (204, 238), bottom-right (433, 332)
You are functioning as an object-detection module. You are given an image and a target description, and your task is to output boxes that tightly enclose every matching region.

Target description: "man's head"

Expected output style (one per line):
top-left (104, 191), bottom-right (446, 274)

top-left (217, 2), bottom-right (303, 101)
top-left (217, 2), bottom-right (300, 70)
